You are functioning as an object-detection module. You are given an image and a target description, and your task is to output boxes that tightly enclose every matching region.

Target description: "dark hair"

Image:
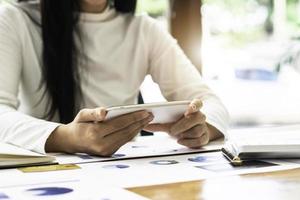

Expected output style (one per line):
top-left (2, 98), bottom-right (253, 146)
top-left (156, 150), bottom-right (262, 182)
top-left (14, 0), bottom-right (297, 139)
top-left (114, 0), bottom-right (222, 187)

top-left (17, 0), bottom-right (137, 123)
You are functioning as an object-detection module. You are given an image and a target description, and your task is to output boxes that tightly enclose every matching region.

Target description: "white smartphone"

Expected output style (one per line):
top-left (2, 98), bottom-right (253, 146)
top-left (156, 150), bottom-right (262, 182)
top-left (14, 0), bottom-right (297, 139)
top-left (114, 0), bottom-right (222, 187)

top-left (105, 101), bottom-right (191, 124)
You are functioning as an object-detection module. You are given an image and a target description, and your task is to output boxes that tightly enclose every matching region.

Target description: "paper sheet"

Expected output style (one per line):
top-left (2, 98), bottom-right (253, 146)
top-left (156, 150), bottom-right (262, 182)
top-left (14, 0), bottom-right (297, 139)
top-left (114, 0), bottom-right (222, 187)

top-left (0, 151), bottom-right (299, 191)
top-left (0, 179), bottom-right (148, 200)
top-left (78, 152), bottom-right (300, 188)
top-left (1, 133), bottom-right (299, 192)
top-left (52, 134), bottom-right (223, 165)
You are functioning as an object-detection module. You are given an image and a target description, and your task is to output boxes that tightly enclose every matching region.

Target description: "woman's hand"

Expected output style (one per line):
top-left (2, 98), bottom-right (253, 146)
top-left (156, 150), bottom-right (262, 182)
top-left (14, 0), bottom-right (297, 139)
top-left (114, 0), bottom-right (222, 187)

top-left (145, 99), bottom-right (223, 148)
top-left (45, 108), bottom-right (154, 156)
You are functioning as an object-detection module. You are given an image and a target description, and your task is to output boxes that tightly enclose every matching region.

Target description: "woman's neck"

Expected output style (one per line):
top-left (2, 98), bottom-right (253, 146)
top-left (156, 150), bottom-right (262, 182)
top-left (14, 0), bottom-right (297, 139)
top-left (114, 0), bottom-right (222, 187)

top-left (80, 0), bottom-right (108, 13)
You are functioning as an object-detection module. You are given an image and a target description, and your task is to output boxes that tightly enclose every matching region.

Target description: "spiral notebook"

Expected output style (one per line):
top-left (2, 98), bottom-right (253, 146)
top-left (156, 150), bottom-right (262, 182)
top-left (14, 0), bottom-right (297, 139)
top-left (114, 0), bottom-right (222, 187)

top-left (222, 125), bottom-right (300, 165)
top-left (0, 142), bottom-right (56, 169)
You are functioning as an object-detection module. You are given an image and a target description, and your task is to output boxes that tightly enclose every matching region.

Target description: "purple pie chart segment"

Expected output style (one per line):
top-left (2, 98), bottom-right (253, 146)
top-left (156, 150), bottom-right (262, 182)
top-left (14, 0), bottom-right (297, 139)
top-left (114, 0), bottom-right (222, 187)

top-left (26, 187), bottom-right (73, 196)
top-left (188, 156), bottom-right (207, 163)
top-left (0, 193), bottom-right (9, 199)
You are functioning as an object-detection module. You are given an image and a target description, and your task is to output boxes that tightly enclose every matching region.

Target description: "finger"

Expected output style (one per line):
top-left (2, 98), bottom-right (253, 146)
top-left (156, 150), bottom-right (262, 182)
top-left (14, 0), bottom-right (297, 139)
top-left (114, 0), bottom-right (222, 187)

top-left (178, 132), bottom-right (209, 148)
top-left (108, 124), bottom-right (149, 155)
top-left (74, 107), bottom-right (107, 123)
top-left (184, 99), bottom-right (203, 117)
top-left (178, 124), bottom-right (207, 139)
top-left (101, 114), bottom-right (154, 154)
top-left (144, 123), bottom-right (173, 133)
top-left (170, 112), bottom-right (206, 136)
top-left (98, 111), bottom-right (152, 136)
top-left (87, 114), bottom-right (154, 156)
top-left (106, 113), bottom-right (154, 140)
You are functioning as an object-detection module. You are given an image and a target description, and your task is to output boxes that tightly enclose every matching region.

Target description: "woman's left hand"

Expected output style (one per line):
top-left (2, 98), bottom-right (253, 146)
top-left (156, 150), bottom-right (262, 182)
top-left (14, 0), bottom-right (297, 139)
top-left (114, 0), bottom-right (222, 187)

top-left (145, 99), bottom-right (222, 148)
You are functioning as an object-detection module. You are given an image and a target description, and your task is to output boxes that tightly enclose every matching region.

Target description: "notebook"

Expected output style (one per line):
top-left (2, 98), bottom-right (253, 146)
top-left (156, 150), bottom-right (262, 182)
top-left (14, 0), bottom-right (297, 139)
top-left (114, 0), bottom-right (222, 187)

top-left (222, 125), bottom-right (300, 165)
top-left (0, 142), bottom-right (56, 169)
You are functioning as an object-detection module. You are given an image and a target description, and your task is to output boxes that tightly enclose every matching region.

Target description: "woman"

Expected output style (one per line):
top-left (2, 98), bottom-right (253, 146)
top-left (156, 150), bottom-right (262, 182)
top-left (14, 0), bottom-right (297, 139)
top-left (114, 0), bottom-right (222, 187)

top-left (0, 0), bottom-right (229, 156)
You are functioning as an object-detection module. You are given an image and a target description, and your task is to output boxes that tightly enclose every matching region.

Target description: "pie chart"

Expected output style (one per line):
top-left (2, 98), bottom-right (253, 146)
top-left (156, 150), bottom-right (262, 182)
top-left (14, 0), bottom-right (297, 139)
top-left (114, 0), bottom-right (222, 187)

top-left (150, 160), bottom-right (179, 165)
top-left (26, 187), bottom-right (73, 196)
top-left (0, 193), bottom-right (9, 199)
top-left (102, 164), bottom-right (130, 169)
top-left (112, 154), bottom-right (126, 158)
top-left (188, 156), bottom-right (207, 162)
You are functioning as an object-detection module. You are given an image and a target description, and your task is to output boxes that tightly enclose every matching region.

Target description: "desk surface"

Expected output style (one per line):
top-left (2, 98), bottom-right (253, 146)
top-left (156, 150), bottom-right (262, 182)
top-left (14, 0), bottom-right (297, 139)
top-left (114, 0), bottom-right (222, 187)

top-left (129, 168), bottom-right (300, 200)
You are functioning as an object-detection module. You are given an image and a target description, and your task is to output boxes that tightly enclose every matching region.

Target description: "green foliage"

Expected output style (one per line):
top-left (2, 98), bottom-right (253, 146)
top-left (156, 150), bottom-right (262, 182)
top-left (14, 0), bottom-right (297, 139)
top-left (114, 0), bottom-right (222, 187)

top-left (203, 0), bottom-right (260, 15)
top-left (223, 28), bottom-right (267, 48)
top-left (287, 0), bottom-right (300, 27)
top-left (136, 0), bottom-right (168, 17)
top-left (203, 0), bottom-right (269, 47)
top-left (203, 0), bottom-right (300, 47)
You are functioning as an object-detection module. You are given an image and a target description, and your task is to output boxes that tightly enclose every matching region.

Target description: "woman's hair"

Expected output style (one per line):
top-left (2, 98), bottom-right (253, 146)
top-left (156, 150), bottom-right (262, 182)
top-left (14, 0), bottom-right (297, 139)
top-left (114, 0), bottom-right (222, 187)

top-left (17, 0), bottom-right (137, 123)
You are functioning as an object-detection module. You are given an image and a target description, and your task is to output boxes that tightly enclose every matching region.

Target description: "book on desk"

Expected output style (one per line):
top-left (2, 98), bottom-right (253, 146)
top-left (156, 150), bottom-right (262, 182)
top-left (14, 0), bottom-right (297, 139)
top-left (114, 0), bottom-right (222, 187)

top-left (0, 142), bottom-right (56, 169)
top-left (222, 125), bottom-right (300, 165)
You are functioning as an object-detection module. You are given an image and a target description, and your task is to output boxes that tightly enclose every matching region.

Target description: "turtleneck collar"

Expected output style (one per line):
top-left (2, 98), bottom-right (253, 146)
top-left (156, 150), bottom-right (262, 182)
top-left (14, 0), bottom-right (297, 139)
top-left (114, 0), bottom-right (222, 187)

top-left (80, 6), bottom-right (117, 23)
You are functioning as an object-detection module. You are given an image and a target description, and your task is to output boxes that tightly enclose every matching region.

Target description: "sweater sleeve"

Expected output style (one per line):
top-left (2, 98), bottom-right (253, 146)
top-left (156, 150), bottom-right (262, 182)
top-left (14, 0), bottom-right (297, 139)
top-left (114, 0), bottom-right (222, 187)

top-left (146, 18), bottom-right (229, 136)
top-left (0, 5), bottom-right (60, 154)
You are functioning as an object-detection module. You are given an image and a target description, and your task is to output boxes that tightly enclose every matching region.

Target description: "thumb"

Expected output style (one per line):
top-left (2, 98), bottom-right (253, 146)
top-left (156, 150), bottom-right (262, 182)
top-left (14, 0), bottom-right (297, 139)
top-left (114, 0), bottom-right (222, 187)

top-left (184, 99), bottom-right (203, 117)
top-left (74, 107), bottom-right (107, 123)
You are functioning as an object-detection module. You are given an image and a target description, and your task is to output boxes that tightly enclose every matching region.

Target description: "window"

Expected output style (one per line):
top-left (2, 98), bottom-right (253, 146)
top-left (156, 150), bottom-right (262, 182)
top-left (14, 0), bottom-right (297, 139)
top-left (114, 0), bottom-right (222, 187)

top-left (202, 0), bottom-right (300, 126)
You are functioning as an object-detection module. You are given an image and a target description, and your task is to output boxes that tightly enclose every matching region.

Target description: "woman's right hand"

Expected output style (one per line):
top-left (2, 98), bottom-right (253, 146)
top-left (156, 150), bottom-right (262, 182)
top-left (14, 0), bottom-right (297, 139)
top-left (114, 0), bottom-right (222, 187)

top-left (45, 108), bottom-right (154, 156)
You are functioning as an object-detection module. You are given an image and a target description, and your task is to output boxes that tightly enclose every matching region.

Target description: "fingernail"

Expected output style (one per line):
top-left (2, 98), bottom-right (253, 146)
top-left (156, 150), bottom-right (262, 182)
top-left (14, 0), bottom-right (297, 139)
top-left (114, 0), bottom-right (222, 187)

top-left (192, 99), bottom-right (202, 107)
top-left (96, 109), bottom-right (106, 121)
top-left (191, 104), bottom-right (198, 112)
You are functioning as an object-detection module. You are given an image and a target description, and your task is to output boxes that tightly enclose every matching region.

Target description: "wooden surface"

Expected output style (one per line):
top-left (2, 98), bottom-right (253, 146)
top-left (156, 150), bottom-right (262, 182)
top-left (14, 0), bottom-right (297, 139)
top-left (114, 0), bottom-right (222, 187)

top-left (129, 168), bottom-right (300, 200)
